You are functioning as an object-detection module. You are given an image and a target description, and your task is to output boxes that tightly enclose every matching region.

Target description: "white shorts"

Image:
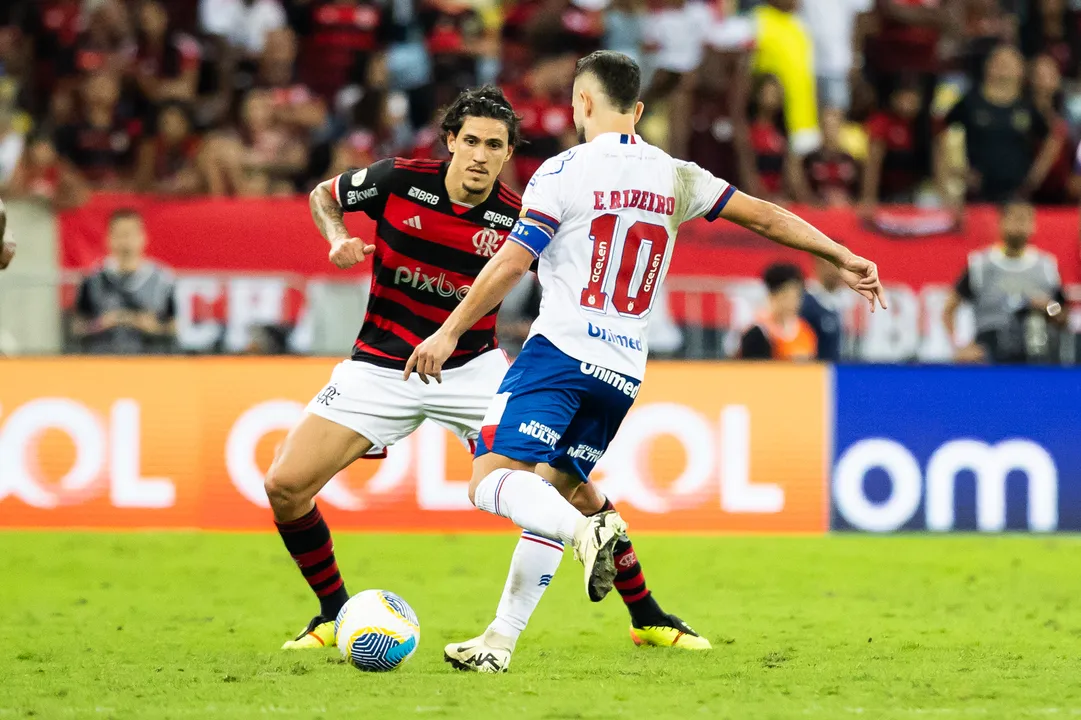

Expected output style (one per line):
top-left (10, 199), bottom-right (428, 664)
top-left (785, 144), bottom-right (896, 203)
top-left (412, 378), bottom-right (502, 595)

top-left (305, 349), bottom-right (511, 455)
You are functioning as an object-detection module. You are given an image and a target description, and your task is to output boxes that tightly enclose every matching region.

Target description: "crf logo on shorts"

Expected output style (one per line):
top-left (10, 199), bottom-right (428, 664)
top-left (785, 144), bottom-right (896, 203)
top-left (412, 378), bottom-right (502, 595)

top-left (316, 386), bottom-right (339, 405)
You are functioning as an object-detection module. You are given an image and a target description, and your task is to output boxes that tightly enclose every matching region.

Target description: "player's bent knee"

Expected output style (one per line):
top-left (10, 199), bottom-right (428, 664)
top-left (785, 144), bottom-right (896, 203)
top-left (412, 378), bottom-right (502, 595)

top-left (263, 464), bottom-right (316, 516)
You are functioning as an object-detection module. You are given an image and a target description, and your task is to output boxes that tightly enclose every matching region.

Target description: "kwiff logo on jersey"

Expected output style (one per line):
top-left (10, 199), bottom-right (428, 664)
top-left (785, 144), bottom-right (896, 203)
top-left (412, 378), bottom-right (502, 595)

top-left (587, 323), bottom-right (644, 352)
top-left (518, 420), bottom-right (560, 447)
top-left (347, 187), bottom-right (378, 205)
top-left (579, 362), bottom-right (641, 398)
top-left (393, 266), bottom-right (470, 300)
top-left (408, 186), bottom-right (440, 206)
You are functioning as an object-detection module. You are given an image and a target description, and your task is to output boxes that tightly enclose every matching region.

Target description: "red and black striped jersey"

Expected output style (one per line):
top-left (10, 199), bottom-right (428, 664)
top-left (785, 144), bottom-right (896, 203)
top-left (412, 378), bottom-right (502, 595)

top-left (333, 157), bottom-right (522, 369)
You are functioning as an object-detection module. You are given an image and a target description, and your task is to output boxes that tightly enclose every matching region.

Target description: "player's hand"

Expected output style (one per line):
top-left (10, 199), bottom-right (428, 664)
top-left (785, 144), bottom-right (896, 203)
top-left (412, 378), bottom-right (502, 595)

top-left (403, 331), bottom-right (458, 385)
top-left (838, 253), bottom-right (888, 313)
top-left (329, 237), bottom-right (376, 269)
top-left (0, 240), bottom-right (14, 270)
top-left (98, 309), bottom-right (126, 330)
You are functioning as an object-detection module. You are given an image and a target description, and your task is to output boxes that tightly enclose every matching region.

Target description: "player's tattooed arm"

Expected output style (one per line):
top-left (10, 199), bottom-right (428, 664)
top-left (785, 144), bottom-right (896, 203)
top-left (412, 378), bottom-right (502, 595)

top-left (309, 179), bottom-right (374, 269)
top-left (721, 190), bottom-right (887, 312)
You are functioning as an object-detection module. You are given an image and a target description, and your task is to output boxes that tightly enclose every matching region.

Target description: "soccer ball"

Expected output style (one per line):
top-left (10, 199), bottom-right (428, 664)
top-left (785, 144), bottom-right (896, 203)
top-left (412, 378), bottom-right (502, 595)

top-left (334, 590), bottom-right (420, 672)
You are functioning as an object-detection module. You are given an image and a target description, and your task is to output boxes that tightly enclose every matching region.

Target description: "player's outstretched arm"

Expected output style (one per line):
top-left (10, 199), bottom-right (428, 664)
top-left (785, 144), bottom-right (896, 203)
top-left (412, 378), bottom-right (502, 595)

top-left (404, 240), bottom-right (535, 384)
top-left (720, 191), bottom-right (887, 312)
top-left (309, 179), bottom-right (375, 269)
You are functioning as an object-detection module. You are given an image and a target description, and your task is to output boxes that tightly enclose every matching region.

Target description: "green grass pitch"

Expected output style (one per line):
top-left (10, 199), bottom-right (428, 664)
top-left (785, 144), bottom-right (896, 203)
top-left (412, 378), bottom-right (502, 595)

top-left (2, 532), bottom-right (1080, 719)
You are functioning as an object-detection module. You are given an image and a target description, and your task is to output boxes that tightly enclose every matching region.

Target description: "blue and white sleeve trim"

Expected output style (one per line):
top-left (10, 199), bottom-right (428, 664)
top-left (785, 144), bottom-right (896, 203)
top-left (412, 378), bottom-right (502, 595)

top-left (508, 218), bottom-right (555, 259)
top-left (705, 184), bottom-right (737, 222)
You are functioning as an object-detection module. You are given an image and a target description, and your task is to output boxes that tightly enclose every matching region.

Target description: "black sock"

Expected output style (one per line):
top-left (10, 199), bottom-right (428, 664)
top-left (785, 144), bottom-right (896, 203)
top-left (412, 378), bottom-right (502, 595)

top-left (594, 499), bottom-right (667, 627)
top-left (275, 504), bottom-right (350, 620)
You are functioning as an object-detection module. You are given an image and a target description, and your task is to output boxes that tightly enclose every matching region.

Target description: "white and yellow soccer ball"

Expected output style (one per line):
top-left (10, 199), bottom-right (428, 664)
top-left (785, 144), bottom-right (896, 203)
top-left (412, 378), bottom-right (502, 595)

top-left (334, 590), bottom-right (420, 671)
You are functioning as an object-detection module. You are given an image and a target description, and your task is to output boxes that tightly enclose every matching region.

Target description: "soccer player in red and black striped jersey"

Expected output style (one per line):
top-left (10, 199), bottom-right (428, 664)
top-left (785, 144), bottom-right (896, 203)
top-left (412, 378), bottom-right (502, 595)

top-left (267, 86), bottom-right (686, 658)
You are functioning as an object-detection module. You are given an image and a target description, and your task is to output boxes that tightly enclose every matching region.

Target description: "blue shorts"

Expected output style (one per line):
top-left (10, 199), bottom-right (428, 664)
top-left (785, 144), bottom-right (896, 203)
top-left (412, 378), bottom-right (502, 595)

top-left (474, 335), bottom-right (640, 483)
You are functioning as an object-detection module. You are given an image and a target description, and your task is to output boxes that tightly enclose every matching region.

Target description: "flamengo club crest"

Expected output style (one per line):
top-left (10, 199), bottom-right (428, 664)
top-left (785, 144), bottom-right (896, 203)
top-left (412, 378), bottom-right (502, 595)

top-left (472, 228), bottom-right (501, 257)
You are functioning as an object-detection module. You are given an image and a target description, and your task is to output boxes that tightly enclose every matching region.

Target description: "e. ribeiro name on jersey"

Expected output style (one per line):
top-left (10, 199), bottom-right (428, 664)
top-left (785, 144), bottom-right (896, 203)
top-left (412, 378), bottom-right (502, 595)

top-left (508, 132), bottom-right (736, 378)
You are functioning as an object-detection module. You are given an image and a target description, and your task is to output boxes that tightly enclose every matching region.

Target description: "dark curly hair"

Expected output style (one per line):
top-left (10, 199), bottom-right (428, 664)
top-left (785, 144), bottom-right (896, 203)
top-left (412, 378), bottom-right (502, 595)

top-left (439, 85), bottom-right (522, 149)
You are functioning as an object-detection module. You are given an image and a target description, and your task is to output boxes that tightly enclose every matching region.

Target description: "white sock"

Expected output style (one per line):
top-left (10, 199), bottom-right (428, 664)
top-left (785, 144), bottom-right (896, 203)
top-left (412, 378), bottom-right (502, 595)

top-left (487, 532), bottom-right (564, 643)
top-left (473, 469), bottom-right (585, 545)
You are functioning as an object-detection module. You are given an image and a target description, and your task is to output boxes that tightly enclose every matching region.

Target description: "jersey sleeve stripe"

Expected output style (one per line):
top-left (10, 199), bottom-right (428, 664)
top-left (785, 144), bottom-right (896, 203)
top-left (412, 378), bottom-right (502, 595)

top-left (524, 209), bottom-right (560, 233)
top-left (508, 235), bottom-right (542, 259)
top-left (706, 185), bottom-right (737, 222)
top-left (332, 174), bottom-right (342, 205)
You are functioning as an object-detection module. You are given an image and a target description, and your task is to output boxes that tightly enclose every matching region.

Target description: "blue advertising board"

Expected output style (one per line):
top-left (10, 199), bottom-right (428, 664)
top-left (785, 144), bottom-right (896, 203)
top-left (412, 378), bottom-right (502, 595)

top-left (832, 366), bottom-right (1081, 532)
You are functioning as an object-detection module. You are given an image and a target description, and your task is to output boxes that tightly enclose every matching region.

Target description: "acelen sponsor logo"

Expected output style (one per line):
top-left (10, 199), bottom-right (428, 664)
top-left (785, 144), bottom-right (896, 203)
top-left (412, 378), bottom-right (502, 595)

top-left (833, 438), bottom-right (1058, 532)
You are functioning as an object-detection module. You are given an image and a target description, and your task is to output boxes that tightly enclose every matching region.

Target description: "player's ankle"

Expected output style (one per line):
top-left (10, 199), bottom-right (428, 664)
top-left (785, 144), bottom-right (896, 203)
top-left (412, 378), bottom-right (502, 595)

top-left (484, 622), bottom-right (519, 651)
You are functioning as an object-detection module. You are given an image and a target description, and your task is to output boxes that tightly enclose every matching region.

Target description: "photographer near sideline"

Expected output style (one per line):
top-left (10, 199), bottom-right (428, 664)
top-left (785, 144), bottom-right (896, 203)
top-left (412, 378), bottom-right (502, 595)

top-left (943, 200), bottom-right (1069, 365)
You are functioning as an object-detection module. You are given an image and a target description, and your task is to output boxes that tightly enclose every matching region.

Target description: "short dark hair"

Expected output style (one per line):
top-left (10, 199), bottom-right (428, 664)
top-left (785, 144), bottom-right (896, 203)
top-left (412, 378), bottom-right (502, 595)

top-left (440, 85), bottom-right (521, 149)
top-left (109, 208), bottom-right (142, 227)
top-left (575, 51), bottom-right (641, 113)
top-left (763, 263), bottom-right (804, 294)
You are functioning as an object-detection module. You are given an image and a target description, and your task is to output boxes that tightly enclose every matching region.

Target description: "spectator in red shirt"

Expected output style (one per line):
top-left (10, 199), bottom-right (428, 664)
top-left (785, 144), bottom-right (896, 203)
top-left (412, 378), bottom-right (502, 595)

top-left (55, 71), bottom-right (143, 190)
top-left (805, 108), bottom-right (861, 208)
top-left (1029, 54), bottom-right (1080, 205)
top-left (255, 28), bottom-right (327, 137)
top-left (421, 0), bottom-right (486, 110)
top-left (861, 77), bottom-right (924, 214)
top-left (295, 0), bottom-right (388, 103)
top-left (135, 102), bottom-right (208, 195)
top-left (745, 74), bottom-right (812, 204)
top-left (501, 0), bottom-right (603, 84)
top-left (220, 88), bottom-right (309, 196)
top-left (132, 0), bottom-right (202, 123)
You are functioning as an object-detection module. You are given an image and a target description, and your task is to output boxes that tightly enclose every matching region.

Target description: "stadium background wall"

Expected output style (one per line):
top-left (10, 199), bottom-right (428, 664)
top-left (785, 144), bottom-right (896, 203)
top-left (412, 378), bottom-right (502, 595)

top-left (2, 361), bottom-right (1077, 533)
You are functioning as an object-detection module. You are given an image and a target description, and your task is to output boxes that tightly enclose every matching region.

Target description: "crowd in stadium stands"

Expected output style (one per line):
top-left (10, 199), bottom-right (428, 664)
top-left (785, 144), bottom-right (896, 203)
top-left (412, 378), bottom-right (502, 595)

top-left (0, 0), bottom-right (1078, 207)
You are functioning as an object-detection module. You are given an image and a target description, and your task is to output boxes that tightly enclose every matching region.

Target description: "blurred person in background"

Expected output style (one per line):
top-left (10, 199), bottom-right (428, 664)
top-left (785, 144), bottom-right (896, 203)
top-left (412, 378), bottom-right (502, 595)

top-left (21, 0), bottom-right (84, 118)
top-left (131, 0), bottom-right (202, 125)
top-left (746, 74), bottom-right (812, 204)
top-left (134, 101), bottom-right (210, 195)
top-left (801, 254), bottom-right (847, 362)
top-left (8, 130), bottom-right (89, 208)
top-left (503, 54), bottom-right (578, 190)
top-left (942, 200), bottom-right (1067, 364)
top-left (1020, 0), bottom-right (1081, 82)
top-left (805, 107), bottom-right (861, 207)
top-left (220, 88), bottom-right (309, 195)
top-left (72, 208), bottom-right (177, 354)
top-left (750, 0), bottom-right (820, 159)
top-left (937, 45), bottom-right (1059, 206)
top-left (0, 196), bottom-right (13, 270)
top-left (72, 0), bottom-right (136, 84)
top-left (799, 0), bottom-right (873, 112)
top-left (1029, 54), bottom-right (1081, 205)
top-left (294, 0), bottom-right (387, 105)
top-left (55, 71), bottom-right (142, 190)
top-left (958, 0), bottom-right (1017, 86)
top-left (200, 0), bottom-right (287, 60)
top-left (420, 0), bottom-right (487, 111)
top-left (861, 77), bottom-right (925, 215)
top-left (739, 263), bottom-right (818, 360)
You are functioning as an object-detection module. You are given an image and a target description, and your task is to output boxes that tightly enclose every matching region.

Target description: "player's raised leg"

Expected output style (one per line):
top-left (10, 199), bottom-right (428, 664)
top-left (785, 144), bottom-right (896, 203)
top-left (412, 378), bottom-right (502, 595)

top-left (265, 411), bottom-right (374, 649)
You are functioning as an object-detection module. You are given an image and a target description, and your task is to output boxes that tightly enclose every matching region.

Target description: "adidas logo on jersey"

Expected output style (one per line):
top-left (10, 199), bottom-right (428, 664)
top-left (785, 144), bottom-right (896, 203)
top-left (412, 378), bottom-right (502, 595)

top-left (393, 266), bottom-right (469, 300)
top-left (579, 362), bottom-right (641, 399)
top-left (518, 420), bottom-right (560, 447)
top-left (404, 215), bottom-right (423, 229)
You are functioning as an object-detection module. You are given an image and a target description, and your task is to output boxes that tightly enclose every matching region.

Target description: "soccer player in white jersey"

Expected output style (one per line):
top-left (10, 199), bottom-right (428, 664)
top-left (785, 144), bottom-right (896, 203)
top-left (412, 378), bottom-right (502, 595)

top-left (406, 51), bottom-right (887, 673)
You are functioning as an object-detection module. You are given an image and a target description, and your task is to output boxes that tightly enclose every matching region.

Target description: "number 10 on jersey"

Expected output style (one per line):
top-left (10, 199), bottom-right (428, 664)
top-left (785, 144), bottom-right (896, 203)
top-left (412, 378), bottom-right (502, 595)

top-left (580, 214), bottom-right (672, 319)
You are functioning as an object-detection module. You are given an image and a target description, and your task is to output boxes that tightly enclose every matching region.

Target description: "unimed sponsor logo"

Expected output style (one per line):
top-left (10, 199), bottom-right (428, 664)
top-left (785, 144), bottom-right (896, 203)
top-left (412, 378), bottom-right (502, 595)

top-left (833, 438), bottom-right (1059, 532)
top-left (579, 362), bottom-right (641, 398)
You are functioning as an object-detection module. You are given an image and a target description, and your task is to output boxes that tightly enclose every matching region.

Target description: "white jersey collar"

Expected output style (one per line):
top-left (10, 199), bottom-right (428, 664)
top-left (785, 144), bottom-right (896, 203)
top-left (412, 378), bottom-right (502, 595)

top-left (591, 132), bottom-right (642, 146)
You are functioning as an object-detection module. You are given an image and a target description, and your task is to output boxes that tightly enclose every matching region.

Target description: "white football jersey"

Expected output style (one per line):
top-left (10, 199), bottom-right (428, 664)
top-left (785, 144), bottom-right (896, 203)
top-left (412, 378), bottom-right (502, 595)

top-left (510, 132), bottom-right (734, 378)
